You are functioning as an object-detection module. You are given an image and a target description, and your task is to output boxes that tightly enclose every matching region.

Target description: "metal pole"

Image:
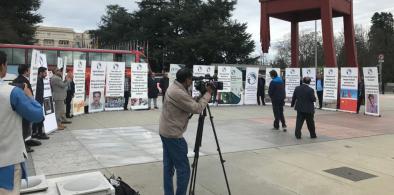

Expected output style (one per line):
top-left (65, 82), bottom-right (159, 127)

top-left (314, 20), bottom-right (318, 69)
top-left (379, 62), bottom-right (383, 94)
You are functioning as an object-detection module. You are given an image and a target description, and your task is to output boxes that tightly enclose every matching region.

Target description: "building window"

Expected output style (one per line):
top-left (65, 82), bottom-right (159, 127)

top-left (43, 39), bottom-right (54, 46)
top-left (59, 40), bottom-right (70, 46)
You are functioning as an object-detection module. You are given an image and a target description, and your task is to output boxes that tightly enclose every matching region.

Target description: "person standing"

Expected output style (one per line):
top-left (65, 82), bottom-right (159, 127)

top-left (65, 71), bottom-right (75, 118)
top-left (257, 74), bottom-right (266, 106)
top-left (316, 74), bottom-right (324, 109)
top-left (268, 70), bottom-right (287, 131)
top-left (357, 77), bottom-right (365, 114)
top-left (0, 51), bottom-right (44, 194)
top-left (159, 68), bottom-right (212, 195)
top-left (32, 67), bottom-right (49, 140)
top-left (291, 77), bottom-right (317, 139)
top-left (124, 76), bottom-right (131, 110)
top-left (12, 64), bottom-right (39, 152)
top-left (159, 73), bottom-right (169, 102)
top-left (148, 72), bottom-right (159, 109)
top-left (50, 67), bottom-right (71, 130)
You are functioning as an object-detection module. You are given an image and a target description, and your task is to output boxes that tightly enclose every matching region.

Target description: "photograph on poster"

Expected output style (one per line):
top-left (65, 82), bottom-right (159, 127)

top-left (90, 91), bottom-right (103, 110)
top-left (130, 98), bottom-right (148, 106)
top-left (44, 98), bottom-right (54, 115)
top-left (105, 97), bottom-right (124, 108)
top-left (366, 94), bottom-right (378, 114)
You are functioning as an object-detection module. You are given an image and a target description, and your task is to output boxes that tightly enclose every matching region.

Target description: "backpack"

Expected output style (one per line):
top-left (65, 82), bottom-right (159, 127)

top-left (107, 175), bottom-right (140, 195)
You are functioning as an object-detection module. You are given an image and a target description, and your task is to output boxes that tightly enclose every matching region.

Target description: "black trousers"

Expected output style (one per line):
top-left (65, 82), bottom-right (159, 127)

top-left (272, 103), bottom-right (286, 128)
top-left (124, 91), bottom-right (130, 110)
top-left (32, 120), bottom-right (44, 135)
top-left (317, 91), bottom-right (323, 108)
top-left (65, 96), bottom-right (72, 117)
top-left (257, 94), bottom-right (265, 105)
top-left (295, 112), bottom-right (316, 138)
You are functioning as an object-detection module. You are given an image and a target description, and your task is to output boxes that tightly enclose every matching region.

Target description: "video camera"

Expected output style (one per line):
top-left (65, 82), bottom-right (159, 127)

top-left (192, 74), bottom-right (223, 94)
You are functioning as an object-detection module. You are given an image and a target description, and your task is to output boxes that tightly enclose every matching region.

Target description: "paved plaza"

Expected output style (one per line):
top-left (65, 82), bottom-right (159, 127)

top-left (28, 95), bottom-right (394, 195)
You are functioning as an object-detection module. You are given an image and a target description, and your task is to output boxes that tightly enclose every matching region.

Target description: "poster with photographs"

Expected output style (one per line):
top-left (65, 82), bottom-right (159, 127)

top-left (38, 54), bottom-right (57, 133)
top-left (244, 67), bottom-right (259, 105)
top-left (105, 62), bottom-right (125, 111)
top-left (217, 66), bottom-right (244, 105)
top-left (169, 64), bottom-right (184, 86)
top-left (285, 68), bottom-right (301, 105)
top-left (363, 67), bottom-right (380, 116)
top-left (88, 61), bottom-right (106, 113)
top-left (339, 67), bottom-right (358, 113)
top-left (192, 65), bottom-right (215, 98)
top-left (322, 68), bottom-right (339, 110)
top-left (130, 63), bottom-right (149, 110)
top-left (264, 67), bottom-right (281, 105)
top-left (72, 60), bottom-right (86, 116)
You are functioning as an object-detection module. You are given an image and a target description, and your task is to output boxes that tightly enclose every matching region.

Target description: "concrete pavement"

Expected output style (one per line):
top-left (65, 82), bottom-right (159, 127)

top-left (28, 94), bottom-right (394, 195)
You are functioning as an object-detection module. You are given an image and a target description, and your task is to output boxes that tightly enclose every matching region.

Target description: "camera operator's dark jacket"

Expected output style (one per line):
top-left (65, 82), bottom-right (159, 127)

top-left (159, 80), bottom-right (211, 138)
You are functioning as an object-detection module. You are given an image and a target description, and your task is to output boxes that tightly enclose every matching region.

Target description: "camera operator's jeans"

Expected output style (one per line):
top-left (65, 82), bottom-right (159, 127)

top-left (160, 135), bottom-right (190, 195)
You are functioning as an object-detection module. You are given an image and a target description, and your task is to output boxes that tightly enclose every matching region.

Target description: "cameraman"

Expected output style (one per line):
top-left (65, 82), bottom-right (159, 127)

top-left (159, 68), bottom-right (212, 195)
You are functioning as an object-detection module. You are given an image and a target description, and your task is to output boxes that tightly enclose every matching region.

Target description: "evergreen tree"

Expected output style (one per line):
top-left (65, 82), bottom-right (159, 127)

top-left (0, 0), bottom-right (43, 44)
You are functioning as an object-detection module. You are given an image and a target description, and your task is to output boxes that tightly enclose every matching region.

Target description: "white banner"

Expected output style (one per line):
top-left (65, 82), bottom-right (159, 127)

top-left (37, 54), bottom-right (57, 133)
top-left (72, 60), bottom-right (86, 116)
top-left (302, 68), bottom-right (316, 91)
top-left (58, 57), bottom-right (68, 80)
top-left (30, 49), bottom-right (41, 95)
top-left (244, 67), bottom-right (259, 105)
top-left (130, 63), bottom-right (149, 110)
top-left (105, 62), bottom-right (125, 111)
top-left (217, 66), bottom-right (231, 92)
top-left (264, 67), bottom-right (280, 105)
top-left (192, 65), bottom-right (215, 97)
top-left (285, 68), bottom-right (301, 98)
top-left (169, 64), bottom-right (183, 86)
top-left (363, 67), bottom-right (380, 116)
top-left (322, 68), bottom-right (339, 110)
top-left (339, 67), bottom-right (358, 113)
top-left (88, 61), bottom-right (106, 113)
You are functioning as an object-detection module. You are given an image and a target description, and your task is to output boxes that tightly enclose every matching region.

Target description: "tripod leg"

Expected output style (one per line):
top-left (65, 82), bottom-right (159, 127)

top-left (189, 111), bottom-right (206, 195)
top-left (206, 105), bottom-right (232, 195)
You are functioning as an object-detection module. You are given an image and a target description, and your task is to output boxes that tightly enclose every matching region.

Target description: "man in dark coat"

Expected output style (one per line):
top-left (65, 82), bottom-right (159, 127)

top-left (148, 72), bottom-right (159, 109)
top-left (268, 70), bottom-right (287, 131)
top-left (159, 73), bottom-right (170, 102)
top-left (12, 64), bottom-right (40, 152)
top-left (65, 71), bottom-right (75, 117)
top-left (357, 77), bottom-right (365, 114)
top-left (257, 74), bottom-right (266, 106)
top-left (291, 77), bottom-right (317, 139)
top-left (32, 67), bottom-right (49, 139)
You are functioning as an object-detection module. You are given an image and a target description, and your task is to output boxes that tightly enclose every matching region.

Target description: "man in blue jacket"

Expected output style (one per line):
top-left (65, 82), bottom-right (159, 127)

top-left (0, 51), bottom-right (44, 194)
top-left (268, 70), bottom-right (287, 131)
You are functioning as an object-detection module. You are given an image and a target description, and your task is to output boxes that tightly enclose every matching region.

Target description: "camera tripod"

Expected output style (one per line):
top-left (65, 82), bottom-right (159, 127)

top-left (188, 104), bottom-right (231, 195)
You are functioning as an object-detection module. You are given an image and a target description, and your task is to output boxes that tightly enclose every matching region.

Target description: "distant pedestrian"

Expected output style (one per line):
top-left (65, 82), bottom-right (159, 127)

top-left (357, 77), bottom-right (365, 114)
top-left (291, 77), bottom-right (317, 139)
top-left (65, 71), bottom-right (75, 118)
top-left (257, 74), bottom-right (266, 106)
top-left (316, 74), bottom-right (324, 109)
top-left (148, 72), bottom-right (159, 109)
top-left (268, 70), bottom-right (287, 131)
top-left (159, 73), bottom-right (169, 102)
top-left (124, 76), bottom-right (131, 110)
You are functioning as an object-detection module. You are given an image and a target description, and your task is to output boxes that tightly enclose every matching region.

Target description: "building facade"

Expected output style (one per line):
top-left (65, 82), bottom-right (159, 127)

top-left (34, 26), bottom-right (93, 48)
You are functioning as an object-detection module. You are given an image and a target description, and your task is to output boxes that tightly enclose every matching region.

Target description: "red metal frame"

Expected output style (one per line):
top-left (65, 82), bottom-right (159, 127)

top-left (260, 0), bottom-right (358, 67)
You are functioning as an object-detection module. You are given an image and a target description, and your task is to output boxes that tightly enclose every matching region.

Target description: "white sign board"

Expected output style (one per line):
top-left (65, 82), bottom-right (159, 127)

top-left (244, 67), bottom-right (259, 105)
top-left (322, 68), bottom-right (339, 110)
top-left (72, 60), bottom-right (86, 116)
top-left (130, 63), bottom-right (149, 110)
top-left (363, 67), bottom-right (380, 116)
top-left (217, 66), bottom-right (231, 92)
top-left (88, 61), bottom-right (106, 113)
top-left (105, 62), bottom-right (125, 111)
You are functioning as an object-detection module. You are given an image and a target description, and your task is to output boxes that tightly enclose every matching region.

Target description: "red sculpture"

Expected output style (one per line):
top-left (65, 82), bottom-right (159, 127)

top-left (260, 0), bottom-right (358, 67)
